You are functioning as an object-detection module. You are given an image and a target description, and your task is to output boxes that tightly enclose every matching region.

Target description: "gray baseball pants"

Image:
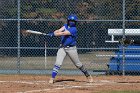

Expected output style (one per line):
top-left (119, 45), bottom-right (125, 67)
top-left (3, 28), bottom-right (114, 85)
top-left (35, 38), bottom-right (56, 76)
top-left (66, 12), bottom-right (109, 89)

top-left (54, 46), bottom-right (90, 77)
top-left (55, 46), bottom-right (83, 68)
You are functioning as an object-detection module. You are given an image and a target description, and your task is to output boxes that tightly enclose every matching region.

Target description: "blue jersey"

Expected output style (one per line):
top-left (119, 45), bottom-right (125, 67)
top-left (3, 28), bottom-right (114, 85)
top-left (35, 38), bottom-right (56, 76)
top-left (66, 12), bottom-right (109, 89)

top-left (61, 24), bottom-right (77, 46)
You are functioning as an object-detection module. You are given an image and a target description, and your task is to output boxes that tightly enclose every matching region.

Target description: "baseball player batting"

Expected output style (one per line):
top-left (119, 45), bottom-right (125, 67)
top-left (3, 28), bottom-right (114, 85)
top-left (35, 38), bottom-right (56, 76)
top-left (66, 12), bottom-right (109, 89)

top-left (47, 14), bottom-right (93, 84)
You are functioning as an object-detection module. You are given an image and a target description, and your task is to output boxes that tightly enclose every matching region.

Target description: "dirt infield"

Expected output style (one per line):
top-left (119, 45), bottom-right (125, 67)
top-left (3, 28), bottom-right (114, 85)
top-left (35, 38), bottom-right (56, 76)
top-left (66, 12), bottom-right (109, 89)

top-left (0, 75), bottom-right (140, 93)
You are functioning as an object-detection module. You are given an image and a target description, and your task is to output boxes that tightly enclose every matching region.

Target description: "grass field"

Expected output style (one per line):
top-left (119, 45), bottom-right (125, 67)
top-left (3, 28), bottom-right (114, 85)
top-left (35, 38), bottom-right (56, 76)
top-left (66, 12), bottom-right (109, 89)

top-left (0, 51), bottom-right (113, 70)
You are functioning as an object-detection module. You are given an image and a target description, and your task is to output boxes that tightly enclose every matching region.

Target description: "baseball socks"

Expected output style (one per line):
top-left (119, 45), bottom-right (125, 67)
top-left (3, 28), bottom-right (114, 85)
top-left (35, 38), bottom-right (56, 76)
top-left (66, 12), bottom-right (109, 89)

top-left (79, 65), bottom-right (93, 83)
top-left (49, 65), bottom-right (60, 84)
top-left (49, 65), bottom-right (93, 83)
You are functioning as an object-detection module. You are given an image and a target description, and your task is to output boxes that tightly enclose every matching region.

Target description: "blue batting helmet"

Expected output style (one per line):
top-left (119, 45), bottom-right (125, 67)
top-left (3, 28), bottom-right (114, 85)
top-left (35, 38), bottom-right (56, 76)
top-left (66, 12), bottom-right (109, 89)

top-left (67, 14), bottom-right (78, 21)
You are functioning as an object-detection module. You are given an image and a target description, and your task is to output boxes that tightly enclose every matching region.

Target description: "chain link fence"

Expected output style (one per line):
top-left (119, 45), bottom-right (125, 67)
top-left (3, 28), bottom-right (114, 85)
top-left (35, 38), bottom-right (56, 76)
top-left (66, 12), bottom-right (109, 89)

top-left (0, 0), bottom-right (140, 75)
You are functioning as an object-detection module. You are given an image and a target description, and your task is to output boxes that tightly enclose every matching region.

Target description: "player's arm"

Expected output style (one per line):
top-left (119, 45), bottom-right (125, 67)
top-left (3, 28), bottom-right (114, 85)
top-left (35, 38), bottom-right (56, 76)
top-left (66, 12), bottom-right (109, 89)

top-left (54, 26), bottom-right (65, 33)
top-left (54, 26), bottom-right (71, 36)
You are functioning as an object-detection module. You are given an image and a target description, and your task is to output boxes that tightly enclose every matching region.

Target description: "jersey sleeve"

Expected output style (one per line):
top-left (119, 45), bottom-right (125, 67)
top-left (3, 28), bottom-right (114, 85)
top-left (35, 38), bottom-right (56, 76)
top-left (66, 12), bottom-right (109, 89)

top-left (64, 24), bottom-right (77, 36)
top-left (67, 27), bottom-right (77, 36)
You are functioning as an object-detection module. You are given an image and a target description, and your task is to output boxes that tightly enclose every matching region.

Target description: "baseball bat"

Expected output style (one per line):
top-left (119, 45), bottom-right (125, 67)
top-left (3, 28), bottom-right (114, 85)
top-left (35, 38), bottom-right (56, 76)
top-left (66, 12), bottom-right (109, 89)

top-left (26, 30), bottom-right (47, 35)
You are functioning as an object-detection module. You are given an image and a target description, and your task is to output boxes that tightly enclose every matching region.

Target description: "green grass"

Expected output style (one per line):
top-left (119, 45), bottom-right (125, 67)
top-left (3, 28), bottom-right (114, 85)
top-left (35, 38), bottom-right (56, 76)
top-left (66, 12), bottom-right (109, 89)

top-left (98, 90), bottom-right (140, 93)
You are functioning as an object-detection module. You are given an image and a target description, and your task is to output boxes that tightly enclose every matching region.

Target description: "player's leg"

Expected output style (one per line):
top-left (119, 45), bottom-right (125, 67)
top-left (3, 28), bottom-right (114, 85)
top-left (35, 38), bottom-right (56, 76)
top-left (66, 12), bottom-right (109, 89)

top-left (49, 48), bottom-right (66, 83)
top-left (66, 46), bottom-right (93, 83)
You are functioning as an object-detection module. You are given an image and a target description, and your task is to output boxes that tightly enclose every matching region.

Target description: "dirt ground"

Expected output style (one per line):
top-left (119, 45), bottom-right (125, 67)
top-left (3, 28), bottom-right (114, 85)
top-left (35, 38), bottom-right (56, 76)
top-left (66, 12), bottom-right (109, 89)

top-left (0, 75), bottom-right (140, 93)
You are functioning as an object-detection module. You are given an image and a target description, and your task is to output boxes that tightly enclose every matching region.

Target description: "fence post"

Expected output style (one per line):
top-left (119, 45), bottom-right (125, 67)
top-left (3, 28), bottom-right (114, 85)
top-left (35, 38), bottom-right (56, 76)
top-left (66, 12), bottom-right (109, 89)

top-left (17, 0), bottom-right (21, 74)
top-left (122, 0), bottom-right (126, 76)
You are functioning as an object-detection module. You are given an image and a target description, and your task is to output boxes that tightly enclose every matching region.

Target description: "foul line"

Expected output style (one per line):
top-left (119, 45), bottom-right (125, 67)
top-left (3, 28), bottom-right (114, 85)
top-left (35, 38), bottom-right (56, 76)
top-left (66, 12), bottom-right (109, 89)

top-left (0, 80), bottom-right (47, 85)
